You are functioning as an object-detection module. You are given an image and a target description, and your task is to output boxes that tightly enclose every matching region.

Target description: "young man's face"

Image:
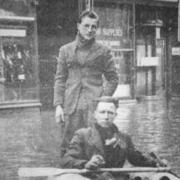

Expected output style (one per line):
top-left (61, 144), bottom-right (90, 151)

top-left (77, 16), bottom-right (98, 40)
top-left (94, 102), bottom-right (117, 128)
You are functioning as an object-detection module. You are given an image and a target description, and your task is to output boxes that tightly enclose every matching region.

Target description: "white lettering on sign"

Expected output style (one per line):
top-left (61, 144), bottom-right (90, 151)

top-left (96, 28), bottom-right (123, 37)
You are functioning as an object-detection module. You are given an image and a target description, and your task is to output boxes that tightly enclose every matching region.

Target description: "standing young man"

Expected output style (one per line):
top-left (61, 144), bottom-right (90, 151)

top-left (54, 10), bottom-right (118, 155)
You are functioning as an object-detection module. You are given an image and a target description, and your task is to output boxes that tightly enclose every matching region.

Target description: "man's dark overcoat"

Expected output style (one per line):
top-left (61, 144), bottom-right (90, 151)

top-left (61, 124), bottom-right (157, 169)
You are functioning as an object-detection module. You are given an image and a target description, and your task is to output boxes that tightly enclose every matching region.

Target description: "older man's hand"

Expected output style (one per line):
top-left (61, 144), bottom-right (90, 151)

top-left (149, 152), bottom-right (168, 167)
top-left (156, 159), bottom-right (168, 167)
top-left (85, 155), bottom-right (105, 170)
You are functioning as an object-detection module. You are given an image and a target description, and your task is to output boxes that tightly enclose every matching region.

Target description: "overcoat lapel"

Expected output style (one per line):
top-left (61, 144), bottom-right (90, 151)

top-left (68, 40), bottom-right (103, 66)
top-left (68, 41), bottom-right (78, 64)
top-left (85, 42), bottom-right (103, 63)
top-left (88, 126), bottom-right (105, 157)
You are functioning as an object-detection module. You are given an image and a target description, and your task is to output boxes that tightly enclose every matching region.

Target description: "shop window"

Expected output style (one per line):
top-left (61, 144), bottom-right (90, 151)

top-left (94, 2), bottom-right (134, 86)
top-left (0, 0), bottom-right (35, 17)
top-left (0, 21), bottom-right (38, 102)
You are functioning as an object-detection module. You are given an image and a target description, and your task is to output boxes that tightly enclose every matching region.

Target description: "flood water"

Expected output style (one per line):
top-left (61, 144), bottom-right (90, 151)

top-left (1, 99), bottom-right (180, 180)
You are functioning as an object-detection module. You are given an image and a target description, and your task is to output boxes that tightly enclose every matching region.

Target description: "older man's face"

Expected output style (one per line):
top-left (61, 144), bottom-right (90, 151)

top-left (94, 102), bottom-right (117, 128)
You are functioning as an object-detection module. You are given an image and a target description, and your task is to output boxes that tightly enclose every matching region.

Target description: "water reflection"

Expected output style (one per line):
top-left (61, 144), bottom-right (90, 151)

top-left (115, 100), bottom-right (180, 174)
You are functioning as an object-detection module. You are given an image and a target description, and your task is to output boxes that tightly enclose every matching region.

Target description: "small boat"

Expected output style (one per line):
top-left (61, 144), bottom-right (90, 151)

top-left (48, 171), bottom-right (180, 180)
top-left (18, 167), bottom-right (180, 180)
top-left (130, 172), bottom-right (180, 180)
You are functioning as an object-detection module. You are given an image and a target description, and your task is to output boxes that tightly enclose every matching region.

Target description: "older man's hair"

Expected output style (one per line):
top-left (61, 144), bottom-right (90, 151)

top-left (94, 96), bottom-right (119, 108)
top-left (78, 10), bottom-right (99, 25)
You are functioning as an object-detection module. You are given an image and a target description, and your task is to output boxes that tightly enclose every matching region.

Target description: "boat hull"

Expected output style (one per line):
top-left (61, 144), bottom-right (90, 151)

top-left (47, 172), bottom-right (180, 180)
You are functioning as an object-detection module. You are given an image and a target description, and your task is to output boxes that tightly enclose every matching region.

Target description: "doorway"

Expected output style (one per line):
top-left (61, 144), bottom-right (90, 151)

top-left (135, 5), bottom-right (167, 98)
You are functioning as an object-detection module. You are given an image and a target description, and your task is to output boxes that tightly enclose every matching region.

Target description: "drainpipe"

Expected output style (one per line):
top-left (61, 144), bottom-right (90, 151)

top-left (178, 0), bottom-right (180, 41)
top-left (86, 0), bottom-right (94, 11)
top-left (132, 0), bottom-right (136, 99)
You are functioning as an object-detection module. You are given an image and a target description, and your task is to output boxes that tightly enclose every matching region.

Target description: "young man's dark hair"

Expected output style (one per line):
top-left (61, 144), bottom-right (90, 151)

top-left (78, 10), bottom-right (99, 25)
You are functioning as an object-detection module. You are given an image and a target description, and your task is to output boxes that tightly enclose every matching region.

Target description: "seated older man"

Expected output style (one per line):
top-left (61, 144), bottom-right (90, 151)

top-left (59, 96), bottom-right (164, 180)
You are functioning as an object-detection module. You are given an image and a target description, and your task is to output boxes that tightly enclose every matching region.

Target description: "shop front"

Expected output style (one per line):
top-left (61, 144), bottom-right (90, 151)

top-left (82, 0), bottom-right (179, 100)
top-left (94, 1), bottom-right (135, 98)
top-left (135, 0), bottom-right (178, 99)
top-left (0, 0), bottom-right (40, 108)
top-left (36, 0), bottom-right (179, 108)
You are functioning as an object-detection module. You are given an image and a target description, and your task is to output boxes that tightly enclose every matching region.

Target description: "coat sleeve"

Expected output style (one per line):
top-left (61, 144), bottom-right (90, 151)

top-left (102, 48), bottom-right (118, 96)
top-left (126, 136), bottom-right (157, 167)
top-left (54, 47), bottom-right (68, 107)
top-left (61, 130), bottom-right (88, 169)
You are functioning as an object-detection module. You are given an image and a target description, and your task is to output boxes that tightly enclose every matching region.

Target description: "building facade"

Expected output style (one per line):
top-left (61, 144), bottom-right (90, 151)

top-left (0, 0), bottom-right (40, 109)
top-left (0, 1), bottom-right (178, 108)
top-left (89, 0), bottom-right (179, 100)
top-left (37, 0), bottom-right (180, 108)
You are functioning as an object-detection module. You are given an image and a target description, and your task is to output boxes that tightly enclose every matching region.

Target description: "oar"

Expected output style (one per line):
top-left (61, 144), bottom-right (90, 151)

top-left (18, 167), bottom-right (172, 177)
top-left (149, 152), bottom-right (180, 179)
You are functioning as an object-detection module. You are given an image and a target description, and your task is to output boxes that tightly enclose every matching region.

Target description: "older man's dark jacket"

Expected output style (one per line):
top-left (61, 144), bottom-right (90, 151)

top-left (54, 38), bottom-right (118, 114)
top-left (61, 124), bottom-right (157, 169)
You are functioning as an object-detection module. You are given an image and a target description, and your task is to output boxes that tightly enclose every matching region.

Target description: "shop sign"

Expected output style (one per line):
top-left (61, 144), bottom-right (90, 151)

top-left (172, 47), bottom-right (180, 55)
top-left (137, 57), bottom-right (159, 66)
top-left (0, 29), bottom-right (26, 37)
top-left (97, 28), bottom-right (123, 37)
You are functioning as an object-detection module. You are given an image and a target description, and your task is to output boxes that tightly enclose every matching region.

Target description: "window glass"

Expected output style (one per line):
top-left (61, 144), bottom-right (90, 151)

top-left (95, 3), bottom-right (134, 84)
top-left (0, 21), bottom-right (38, 102)
top-left (0, 0), bottom-right (34, 17)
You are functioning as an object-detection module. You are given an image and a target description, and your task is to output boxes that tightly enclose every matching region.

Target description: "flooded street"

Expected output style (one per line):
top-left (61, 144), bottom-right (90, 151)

top-left (1, 99), bottom-right (180, 180)
top-left (115, 100), bottom-right (180, 171)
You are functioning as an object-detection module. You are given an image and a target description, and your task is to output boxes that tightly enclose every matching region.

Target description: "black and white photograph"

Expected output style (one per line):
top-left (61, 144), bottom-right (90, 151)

top-left (0, 1), bottom-right (180, 180)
